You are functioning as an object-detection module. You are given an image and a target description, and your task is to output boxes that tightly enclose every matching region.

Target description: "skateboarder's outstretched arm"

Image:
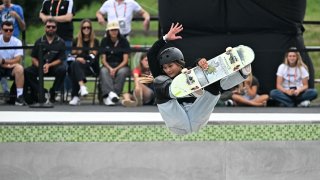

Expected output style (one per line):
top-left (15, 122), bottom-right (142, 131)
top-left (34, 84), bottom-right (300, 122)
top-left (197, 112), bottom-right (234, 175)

top-left (147, 23), bottom-right (183, 77)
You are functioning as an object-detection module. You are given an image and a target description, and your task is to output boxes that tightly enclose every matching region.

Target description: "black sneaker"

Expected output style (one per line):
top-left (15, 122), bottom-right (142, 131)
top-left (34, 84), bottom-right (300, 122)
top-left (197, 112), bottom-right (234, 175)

top-left (15, 95), bottom-right (26, 106)
top-left (49, 89), bottom-right (56, 103)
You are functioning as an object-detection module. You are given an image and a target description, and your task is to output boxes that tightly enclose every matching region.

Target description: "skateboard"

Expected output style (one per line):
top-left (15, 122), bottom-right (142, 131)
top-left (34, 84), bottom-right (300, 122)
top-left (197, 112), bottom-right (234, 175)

top-left (170, 45), bottom-right (255, 98)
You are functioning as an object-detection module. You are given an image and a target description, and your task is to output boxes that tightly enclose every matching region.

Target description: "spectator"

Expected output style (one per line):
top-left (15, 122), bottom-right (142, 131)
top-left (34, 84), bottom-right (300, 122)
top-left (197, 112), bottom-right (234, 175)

top-left (39, 0), bottom-right (74, 53)
top-left (270, 48), bottom-right (317, 107)
top-left (0, 0), bottom-right (25, 38)
top-left (231, 73), bottom-right (269, 107)
top-left (99, 21), bottom-right (130, 106)
top-left (0, 0), bottom-right (25, 97)
top-left (68, 19), bottom-right (100, 106)
top-left (96, 0), bottom-right (150, 38)
top-left (39, 0), bottom-right (75, 95)
top-left (121, 53), bottom-right (154, 107)
top-left (0, 21), bottom-right (25, 105)
top-left (24, 18), bottom-right (66, 103)
top-left (147, 23), bottom-right (251, 135)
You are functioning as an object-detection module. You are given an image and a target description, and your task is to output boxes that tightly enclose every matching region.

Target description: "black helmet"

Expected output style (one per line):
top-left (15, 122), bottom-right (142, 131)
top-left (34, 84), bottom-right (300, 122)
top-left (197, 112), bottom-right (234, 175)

top-left (159, 47), bottom-right (185, 67)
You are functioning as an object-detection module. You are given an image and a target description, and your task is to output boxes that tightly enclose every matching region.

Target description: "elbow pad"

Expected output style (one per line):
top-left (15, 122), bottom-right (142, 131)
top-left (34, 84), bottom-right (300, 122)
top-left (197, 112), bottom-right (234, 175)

top-left (153, 75), bottom-right (173, 104)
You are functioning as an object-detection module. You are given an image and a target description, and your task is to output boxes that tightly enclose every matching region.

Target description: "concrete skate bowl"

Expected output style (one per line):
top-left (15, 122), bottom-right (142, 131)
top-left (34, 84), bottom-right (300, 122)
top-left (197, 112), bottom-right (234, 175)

top-left (1, 112), bottom-right (320, 180)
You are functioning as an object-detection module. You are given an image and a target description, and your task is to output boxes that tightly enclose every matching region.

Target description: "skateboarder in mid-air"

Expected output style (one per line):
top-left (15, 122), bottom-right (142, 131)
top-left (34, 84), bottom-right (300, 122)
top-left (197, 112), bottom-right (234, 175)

top-left (147, 23), bottom-right (251, 135)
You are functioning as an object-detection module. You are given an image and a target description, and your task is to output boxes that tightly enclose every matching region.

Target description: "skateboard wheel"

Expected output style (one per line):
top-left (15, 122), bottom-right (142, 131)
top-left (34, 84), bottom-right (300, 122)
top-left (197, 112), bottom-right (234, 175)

top-left (181, 68), bottom-right (188, 73)
top-left (226, 47), bottom-right (232, 52)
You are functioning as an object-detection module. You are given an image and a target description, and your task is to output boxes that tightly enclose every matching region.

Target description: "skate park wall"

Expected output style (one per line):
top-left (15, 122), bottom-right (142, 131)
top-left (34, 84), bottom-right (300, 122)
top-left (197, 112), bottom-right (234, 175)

top-left (1, 124), bottom-right (320, 180)
top-left (158, 0), bottom-right (314, 93)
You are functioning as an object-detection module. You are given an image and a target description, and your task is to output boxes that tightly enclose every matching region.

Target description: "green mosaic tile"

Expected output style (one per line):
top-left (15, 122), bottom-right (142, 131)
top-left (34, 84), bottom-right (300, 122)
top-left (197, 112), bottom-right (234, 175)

top-left (0, 124), bottom-right (320, 142)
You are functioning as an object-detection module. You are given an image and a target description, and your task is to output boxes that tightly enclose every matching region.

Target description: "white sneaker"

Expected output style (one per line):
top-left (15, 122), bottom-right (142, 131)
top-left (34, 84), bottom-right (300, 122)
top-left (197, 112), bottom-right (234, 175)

top-left (298, 100), bottom-right (310, 107)
top-left (108, 91), bottom-right (119, 103)
top-left (69, 96), bottom-right (80, 105)
top-left (79, 86), bottom-right (89, 97)
top-left (224, 99), bottom-right (234, 106)
top-left (103, 97), bottom-right (115, 106)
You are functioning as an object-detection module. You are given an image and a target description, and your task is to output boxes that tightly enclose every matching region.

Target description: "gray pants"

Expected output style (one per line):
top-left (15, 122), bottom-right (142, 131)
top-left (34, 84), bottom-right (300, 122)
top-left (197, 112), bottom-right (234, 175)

top-left (158, 91), bottom-right (220, 135)
top-left (99, 66), bottom-right (130, 97)
top-left (220, 71), bottom-right (246, 90)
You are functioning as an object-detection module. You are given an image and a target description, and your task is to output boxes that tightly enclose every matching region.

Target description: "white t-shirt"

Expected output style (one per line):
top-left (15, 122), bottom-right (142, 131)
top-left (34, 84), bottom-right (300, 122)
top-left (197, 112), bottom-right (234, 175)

top-left (99, 0), bottom-right (142, 35)
top-left (0, 34), bottom-right (23, 60)
top-left (276, 63), bottom-right (309, 90)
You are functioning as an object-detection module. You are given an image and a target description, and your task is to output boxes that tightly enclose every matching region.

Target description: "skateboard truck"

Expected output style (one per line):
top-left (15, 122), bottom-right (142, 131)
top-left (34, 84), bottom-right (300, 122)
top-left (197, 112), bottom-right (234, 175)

top-left (181, 68), bottom-right (195, 85)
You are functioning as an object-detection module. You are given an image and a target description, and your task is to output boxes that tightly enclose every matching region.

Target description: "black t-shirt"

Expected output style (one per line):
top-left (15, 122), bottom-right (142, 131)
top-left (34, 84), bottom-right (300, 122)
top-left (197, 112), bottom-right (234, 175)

top-left (72, 37), bottom-right (100, 72)
top-left (100, 36), bottom-right (130, 68)
top-left (31, 35), bottom-right (66, 64)
top-left (40, 0), bottom-right (75, 41)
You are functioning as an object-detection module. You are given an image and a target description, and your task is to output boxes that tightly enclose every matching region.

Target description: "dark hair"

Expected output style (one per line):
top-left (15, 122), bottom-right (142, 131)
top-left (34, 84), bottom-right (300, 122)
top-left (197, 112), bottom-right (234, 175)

top-left (1, 21), bottom-right (13, 28)
top-left (106, 29), bottom-right (121, 40)
top-left (45, 18), bottom-right (57, 26)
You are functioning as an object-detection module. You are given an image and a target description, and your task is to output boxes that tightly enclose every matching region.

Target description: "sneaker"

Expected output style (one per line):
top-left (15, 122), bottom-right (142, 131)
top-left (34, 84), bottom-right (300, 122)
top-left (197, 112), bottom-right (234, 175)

top-left (224, 99), bottom-right (234, 106)
top-left (298, 100), bottom-right (311, 107)
top-left (69, 96), bottom-right (80, 105)
top-left (103, 97), bottom-right (115, 106)
top-left (15, 95), bottom-right (26, 106)
top-left (79, 86), bottom-right (88, 97)
top-left (49, 89), bottom-right (56, 103)
top-left (239, 64), bottom-right (252, 78)
top-left (121, 99), bottom-right (138, 107)
top-left (108, 91), bottom-right (119, 103)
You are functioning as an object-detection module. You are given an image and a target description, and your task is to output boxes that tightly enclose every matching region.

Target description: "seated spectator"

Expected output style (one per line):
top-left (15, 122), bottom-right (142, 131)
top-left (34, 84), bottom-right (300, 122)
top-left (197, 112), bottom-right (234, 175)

top-left (24, 18), bottom-right (66, 103)
top-left (68, 19), bottom-right (99, 105)
top-left (0, 21), bottom-right (25, 105)
top-left (121, 53), bottom-right (154, 107)
top-left (0, 0), bottom-right (26, 97)
top-left (270, 47), bottom-right (317, 107)
top-left (99, 21), bottom-right (130, 106)
top-left (231, 73), bottom-right (269, 107)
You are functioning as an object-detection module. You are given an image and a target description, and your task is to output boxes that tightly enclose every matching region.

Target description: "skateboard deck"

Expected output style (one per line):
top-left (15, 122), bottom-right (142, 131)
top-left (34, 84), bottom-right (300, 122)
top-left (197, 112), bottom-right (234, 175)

top-left (170, 45), bottom-right (255, 98)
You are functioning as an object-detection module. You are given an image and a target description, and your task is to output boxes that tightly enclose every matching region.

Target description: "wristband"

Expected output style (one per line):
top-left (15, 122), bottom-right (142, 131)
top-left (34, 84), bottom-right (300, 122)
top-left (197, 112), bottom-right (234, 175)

top-left (162, 35), bottom-right (167, 43)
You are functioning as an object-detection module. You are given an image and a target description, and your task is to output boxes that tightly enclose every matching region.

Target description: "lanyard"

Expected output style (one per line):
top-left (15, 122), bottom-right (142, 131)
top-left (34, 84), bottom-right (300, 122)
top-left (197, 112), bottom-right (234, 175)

top-left (287, 67), bottom-right (297, 87)
top-left (49, 0), bottom-right (62, 16)
top-left (114, 1), bottom-right (126, 18)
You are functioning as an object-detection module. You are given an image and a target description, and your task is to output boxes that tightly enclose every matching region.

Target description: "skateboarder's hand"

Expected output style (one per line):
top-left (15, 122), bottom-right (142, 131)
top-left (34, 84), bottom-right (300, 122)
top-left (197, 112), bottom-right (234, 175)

top-left (197, 58), bottom-right (208, 70)
top-left (165, 23), bottom-right (183, 41)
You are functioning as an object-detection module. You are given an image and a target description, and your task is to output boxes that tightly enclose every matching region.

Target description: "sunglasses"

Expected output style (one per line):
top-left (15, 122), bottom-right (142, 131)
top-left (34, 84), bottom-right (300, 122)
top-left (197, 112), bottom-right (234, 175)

top-left (46, 25), bottom-right (57, 29)
top-left (82, 26), bottom-right (91, 30)
top-left (3, 28), bottom-right (14, 33)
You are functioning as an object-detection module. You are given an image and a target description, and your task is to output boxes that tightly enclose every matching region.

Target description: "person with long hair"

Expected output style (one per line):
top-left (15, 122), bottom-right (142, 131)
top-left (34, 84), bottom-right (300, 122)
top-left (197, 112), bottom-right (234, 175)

top-left (99, 21), bottom-right (130, 106)
top-left (121, 53), bottom-right (154, 107)
top-left (231, 73), bottom-right (269, 107)
top-left (68, 19), bottom-right (99, 105)
top-left (270, 48), bottom-right (317, 107)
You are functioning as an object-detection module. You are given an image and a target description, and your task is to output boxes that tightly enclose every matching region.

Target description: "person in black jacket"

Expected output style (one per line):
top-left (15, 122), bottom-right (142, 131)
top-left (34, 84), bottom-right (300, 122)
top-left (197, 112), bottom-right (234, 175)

top-left (68, 19), bottom-right (100, 105)
top-left (24, 18), bottom-right (66, 103)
